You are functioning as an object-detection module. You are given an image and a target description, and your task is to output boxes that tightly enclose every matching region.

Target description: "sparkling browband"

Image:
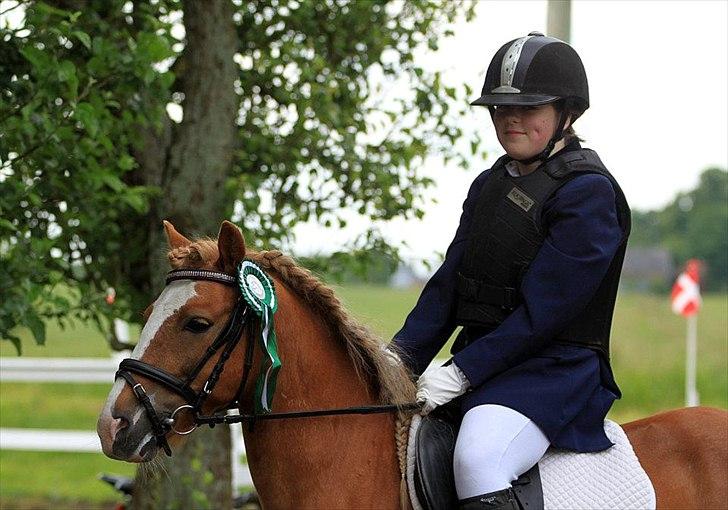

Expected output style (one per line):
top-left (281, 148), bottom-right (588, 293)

top-left (166, 269), bottom-right (237, 286)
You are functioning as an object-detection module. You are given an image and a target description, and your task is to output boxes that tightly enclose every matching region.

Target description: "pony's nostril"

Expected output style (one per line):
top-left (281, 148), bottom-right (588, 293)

top-left (109, 416), bottom-right (129, 441)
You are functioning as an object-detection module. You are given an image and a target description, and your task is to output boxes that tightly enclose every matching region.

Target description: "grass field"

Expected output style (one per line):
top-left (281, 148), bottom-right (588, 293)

top-left (1, 287), bottom-right (726, 507)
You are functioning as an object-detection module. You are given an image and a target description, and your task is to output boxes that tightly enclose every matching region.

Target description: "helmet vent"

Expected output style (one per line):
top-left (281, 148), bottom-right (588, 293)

top-left (498, 36), bottom-right (532, 91)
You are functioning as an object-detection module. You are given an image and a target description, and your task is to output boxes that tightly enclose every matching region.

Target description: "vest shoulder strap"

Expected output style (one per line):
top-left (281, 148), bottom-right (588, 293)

top-left (542, 148), bottom-right (606, 179)
top-left (541, 148), bottom-right (631, 236)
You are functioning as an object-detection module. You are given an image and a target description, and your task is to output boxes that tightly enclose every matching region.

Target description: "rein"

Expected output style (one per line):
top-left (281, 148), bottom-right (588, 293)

top-left (114, 267), bottom-right (420, 456)
top-left (197, 402), bottom-right (422, 427)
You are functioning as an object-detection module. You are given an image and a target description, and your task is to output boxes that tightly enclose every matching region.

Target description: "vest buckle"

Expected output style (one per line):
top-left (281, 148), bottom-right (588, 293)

top-left (501, 287), bottom-right (516, 310)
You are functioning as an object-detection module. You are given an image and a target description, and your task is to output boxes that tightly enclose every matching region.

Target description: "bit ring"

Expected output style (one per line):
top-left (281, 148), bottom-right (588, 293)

top-left (169, 405), bottom-right (197, 435)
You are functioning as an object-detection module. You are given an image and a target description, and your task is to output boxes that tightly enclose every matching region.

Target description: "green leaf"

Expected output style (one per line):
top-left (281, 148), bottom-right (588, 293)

top-left (73, 102), bottom-right (99, 137)
top-left (2, 335), bottom-right (22, 356)
top-left (19, 46), bottom-right (50, 70)
top-left (26, 314), bottom-right (46, 346)
top-left (122, 192), bottom-right (149, 214)
top-left (57, 60), bottom-right (76, 81)
top-left (136, 32), bottom-right (173, 62)
top-left (100, 173), bottom-right (124, 192)
top-left (0, 218), bottom-right (17, 232)
top-left (35, 2), bottom-right (72, 18)
top-left (118, 154), bottom-right (136, 171)
top-left (159, 71), bottom-right (175, 89)
top-left (57, 60), bottom-right (79, 99)
top-left (73, 31), bottom-right (92, 50)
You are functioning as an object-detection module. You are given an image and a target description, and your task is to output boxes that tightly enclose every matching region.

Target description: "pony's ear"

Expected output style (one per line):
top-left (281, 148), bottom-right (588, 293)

top-left (163, 220), bottom-right (191, 249)
top-left (216, 221), bottom-right (246, 273)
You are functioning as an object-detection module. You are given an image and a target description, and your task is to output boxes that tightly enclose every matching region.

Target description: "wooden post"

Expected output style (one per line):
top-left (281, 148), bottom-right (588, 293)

top-left (547, 0), bottom-right (571, 42)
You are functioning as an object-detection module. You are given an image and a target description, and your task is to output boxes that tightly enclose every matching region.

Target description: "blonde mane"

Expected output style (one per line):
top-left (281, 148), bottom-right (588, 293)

top-left (167, 239), bottom-right (417, 407)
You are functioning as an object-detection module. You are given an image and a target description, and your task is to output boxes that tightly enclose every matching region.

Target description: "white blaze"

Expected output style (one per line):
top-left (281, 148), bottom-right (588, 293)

top-left (99, 281), bottom-right (198, 440)
top-left (133, 280), bottom-right (198, 358)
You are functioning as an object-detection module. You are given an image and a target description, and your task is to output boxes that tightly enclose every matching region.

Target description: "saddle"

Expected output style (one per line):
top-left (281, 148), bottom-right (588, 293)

top-left (407, 411), bottom-right (656, 510)
top-left (411, 405), bottom-right (544, 510)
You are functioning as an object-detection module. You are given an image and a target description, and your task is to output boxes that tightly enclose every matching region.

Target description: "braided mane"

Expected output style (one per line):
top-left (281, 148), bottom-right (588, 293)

top-left (167, 239), bottom-right (416, 406)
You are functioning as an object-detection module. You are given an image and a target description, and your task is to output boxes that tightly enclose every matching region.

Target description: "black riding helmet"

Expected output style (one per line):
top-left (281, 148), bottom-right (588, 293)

top-left (471, 32), bottom-right (589, 164)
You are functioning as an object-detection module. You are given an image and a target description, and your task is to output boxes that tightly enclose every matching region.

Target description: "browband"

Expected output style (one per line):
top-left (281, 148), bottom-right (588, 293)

top-left (166, 269), bottom-right (237, 287)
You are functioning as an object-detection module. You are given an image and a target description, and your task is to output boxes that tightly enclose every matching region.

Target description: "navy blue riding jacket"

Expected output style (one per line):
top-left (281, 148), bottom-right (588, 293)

top-left (393, 142), bottom-right (623, 452)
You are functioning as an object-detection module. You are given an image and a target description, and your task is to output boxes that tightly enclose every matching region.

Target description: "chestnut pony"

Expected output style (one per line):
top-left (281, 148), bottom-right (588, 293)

top-left (98, 221), bottom-right (727, 509)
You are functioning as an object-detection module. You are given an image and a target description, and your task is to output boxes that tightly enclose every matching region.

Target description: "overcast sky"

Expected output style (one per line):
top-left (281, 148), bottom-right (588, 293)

top-left (293, 0), bottom-right (728, 264)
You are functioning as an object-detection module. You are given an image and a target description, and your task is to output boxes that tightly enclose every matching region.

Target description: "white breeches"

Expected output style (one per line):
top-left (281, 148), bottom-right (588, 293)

top-left (454, 404), bottom-right (551, 499)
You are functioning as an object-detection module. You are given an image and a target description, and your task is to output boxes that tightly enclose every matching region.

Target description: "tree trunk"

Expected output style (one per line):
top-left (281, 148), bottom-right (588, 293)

top-left (132, 1), bottom-right (239, 508)
top-left (133, 427), bottom-right (233, 510)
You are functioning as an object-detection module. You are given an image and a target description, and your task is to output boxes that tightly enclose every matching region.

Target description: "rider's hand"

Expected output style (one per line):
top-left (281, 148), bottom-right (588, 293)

top-left (416, 363), bottom-right (470, 415)
top-left (381, 343), bottom-right (402, 368)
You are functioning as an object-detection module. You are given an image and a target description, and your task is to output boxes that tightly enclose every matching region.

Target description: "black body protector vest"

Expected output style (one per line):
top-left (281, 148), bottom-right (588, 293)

top-left (454, 148), bottom-right (631, 360)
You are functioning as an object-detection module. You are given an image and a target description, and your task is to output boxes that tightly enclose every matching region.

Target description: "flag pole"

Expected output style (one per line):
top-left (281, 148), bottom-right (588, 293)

top-left (685, 313), bottom-right (699, 407)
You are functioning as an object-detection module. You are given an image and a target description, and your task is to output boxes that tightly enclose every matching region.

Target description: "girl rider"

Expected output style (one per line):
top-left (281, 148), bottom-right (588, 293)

top-left (391, 33), bottom-right (630, 509)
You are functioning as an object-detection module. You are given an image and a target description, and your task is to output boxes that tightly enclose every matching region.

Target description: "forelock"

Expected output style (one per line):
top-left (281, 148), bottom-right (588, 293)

top-left (168, 238), bottom-right (219, 269)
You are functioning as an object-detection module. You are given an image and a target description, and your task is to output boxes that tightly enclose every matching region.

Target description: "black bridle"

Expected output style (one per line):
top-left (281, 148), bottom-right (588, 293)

top-left (115, 268), bottom-right (419, 457)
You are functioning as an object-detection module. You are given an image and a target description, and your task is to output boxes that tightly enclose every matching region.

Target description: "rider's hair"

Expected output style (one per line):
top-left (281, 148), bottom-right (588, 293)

top-left (559, 100), bottom-right (584, 144)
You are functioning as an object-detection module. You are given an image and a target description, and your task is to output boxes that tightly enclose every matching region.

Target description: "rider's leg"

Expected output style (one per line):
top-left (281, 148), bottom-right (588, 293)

top-left (454, 404), bottom-right (550, 508)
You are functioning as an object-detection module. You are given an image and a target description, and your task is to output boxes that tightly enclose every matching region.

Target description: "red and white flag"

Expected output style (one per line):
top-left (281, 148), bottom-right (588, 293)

top-left (671, 259), bottom-right (702, 317)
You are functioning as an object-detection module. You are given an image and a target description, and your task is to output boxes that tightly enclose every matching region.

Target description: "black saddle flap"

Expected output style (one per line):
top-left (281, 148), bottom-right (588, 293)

top-left (414, 409), bottom-right (460, 510)
top-left (413, 404), bottom-right (544, 510)
top-left (513, 463), bottom-right (544, 510)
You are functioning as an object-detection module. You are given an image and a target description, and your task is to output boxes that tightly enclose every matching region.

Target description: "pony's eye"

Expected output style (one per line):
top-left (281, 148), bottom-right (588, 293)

top-left (184, 318), bottom-right (212, 334)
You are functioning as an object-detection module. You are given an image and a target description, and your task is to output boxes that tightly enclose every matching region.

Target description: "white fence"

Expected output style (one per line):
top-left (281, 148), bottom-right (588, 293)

top-left (0, 356), bottom-right (253, 488)
top-left (0, 356), bottom-right (118, 383)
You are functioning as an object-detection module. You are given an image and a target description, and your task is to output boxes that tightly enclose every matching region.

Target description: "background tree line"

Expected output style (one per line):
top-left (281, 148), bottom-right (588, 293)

top-left (630, 167), bottom-right (727, 291)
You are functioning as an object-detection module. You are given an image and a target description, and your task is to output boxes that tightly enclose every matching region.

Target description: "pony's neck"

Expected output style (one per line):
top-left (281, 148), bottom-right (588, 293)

top-left (280, 286), bottom-right (375, 408)
top-left (242, 282), bottom-right (401, 508)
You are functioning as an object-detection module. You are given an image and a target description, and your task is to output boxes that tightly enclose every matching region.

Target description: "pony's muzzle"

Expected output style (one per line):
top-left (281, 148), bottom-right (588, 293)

top-left (99, 406), bottom-right (161, 462)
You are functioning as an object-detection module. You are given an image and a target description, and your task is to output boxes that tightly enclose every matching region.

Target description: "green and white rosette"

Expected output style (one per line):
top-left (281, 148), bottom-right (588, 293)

top-left (238, 259), bottom-right (280, 414)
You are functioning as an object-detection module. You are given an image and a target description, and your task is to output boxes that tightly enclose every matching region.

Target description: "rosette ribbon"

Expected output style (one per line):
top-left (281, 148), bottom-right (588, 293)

top-left (238, 259), bottom-right (280, 413)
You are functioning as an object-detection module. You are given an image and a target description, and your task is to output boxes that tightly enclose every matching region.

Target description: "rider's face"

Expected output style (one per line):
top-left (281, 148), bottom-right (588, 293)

top-left (492, 104), bottom-right (562, 160)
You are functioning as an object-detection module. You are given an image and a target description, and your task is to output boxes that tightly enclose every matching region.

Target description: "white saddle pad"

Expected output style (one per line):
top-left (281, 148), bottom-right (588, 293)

top-left (406, 416), bottom-right (656, 510)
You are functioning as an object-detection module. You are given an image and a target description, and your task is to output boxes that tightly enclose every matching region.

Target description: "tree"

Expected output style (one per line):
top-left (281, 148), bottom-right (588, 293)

top-left (1, 0), bottom-right (479, 507)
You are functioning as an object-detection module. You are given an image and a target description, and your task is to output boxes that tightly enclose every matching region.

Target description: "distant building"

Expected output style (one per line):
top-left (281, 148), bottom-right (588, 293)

top-left (621, 246), bottom-right (674, 291)
top-left (390, 263), bottom-right (425, 289)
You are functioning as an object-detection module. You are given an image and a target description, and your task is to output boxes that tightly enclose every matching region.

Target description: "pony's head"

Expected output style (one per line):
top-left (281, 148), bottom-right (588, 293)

top-left (97, 220), bottom-right (250, 462)
top-left (98, 220), bottom-right (416, 463)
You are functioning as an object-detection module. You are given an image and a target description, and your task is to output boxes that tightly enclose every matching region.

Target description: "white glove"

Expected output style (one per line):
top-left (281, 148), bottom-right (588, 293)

top-left (381, 344), bottom-right (402, 367)
top-left (416, 363), bottom-right (470, 415)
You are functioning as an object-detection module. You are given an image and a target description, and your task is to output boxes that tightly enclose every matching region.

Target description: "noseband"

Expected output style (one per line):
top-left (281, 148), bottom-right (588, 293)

top-left (115, 269), bottom-right (254, 456)
top-left (115, 267), bottom-right (420, 457)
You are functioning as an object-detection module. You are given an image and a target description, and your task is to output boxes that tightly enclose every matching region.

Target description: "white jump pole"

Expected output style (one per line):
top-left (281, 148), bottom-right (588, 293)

top-left (685, 314), bottom-right (699, 407)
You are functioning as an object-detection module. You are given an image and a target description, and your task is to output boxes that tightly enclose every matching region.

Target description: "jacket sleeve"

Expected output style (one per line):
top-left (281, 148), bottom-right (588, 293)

top-left (452, 173), bottom-right (624, 387)
top-left (392, 170), bottom-right (490, 376)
